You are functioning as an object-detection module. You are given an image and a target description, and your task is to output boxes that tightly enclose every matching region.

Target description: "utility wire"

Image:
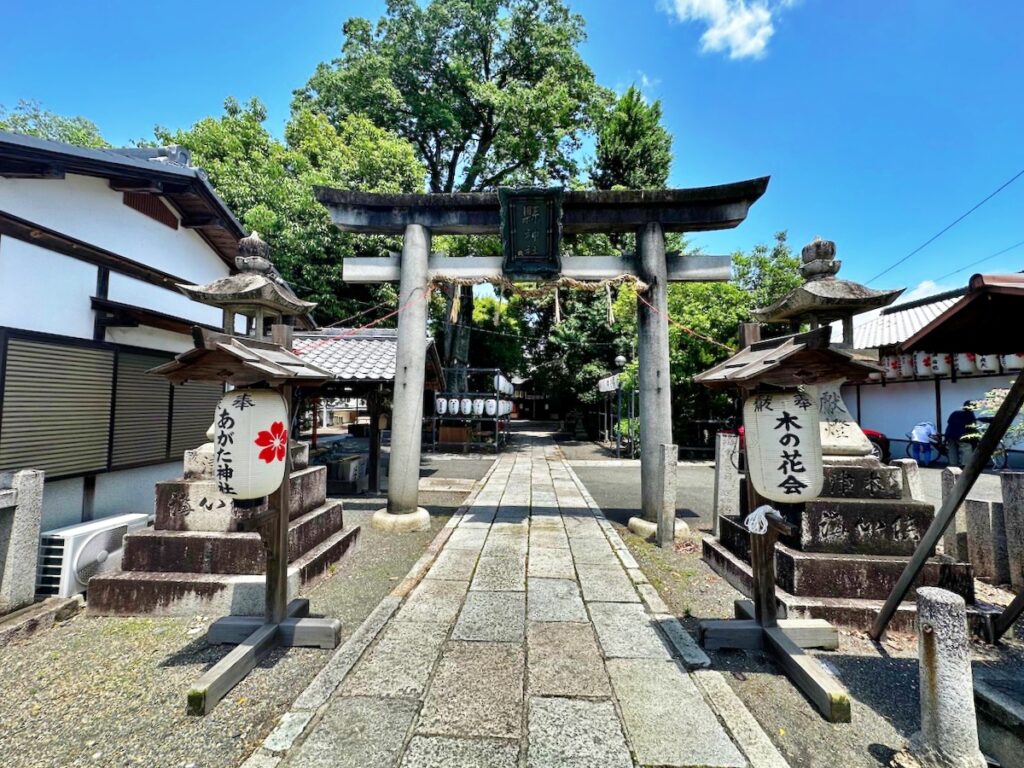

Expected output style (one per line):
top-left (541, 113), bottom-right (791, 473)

top-left (934, 238), bottom-right (1024, 282)
top-left (866, 167), bottom-right (1024, 285)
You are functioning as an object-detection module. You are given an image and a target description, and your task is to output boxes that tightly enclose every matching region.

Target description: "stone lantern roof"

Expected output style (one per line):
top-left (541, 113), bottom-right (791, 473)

top-left (750, 238), bottom-right (903, 326)
top-left (177, 231), bottom-right (316, 317)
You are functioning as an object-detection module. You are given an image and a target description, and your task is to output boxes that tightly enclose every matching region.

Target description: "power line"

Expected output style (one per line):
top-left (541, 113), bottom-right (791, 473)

top-left (934, 238), bottom-right (1024, 282)
top-left (866, 167), bottom-right (1024, 285)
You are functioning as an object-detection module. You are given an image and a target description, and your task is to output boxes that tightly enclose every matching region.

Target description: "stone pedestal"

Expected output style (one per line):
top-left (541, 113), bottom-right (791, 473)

top-left (941, 467), bottom-right (969, 561)
top-left (712, 432), bottom-right (740, 536)
top-left (0, 469), bottom-right (44, 614)
top-left (999, 472), bottom-right (1024, 592)
top-left (911, 588), bottom-right (986, 768)
top-left (88, 441), bottom-right (359, 617)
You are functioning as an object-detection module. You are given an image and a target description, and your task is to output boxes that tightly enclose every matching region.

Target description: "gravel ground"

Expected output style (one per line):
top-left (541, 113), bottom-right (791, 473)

top-left (570, 441), bottom-right (1024, 768)
top-left (0, 477), bottom-right (480, 768)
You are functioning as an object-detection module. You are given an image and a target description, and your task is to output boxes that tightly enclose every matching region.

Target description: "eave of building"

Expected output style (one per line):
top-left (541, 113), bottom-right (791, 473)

top-left (0, 131), bottom-right (245, 269)
top-left (91, 297), bottom-right (220, 336)
top-left (315, 177), bottom-right (770, 235)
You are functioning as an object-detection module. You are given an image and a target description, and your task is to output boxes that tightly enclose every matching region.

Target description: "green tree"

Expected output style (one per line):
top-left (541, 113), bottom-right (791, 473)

top-left (156, 98), bottom-right (423, 322)
top-left (0, 99), bottom-right (108, 148)
top-left (295, 0), bottom-right (608, 365)
top-left (731, 230), bottom-right (803, 313)
top-left (592, 85), bottom-right (672, 191)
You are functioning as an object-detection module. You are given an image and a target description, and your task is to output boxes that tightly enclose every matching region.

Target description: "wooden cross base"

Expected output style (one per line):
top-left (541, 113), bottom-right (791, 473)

top-left (187, 599), bottom-right (342, 716)
top-left (699, 509), bottom-right (851, 723)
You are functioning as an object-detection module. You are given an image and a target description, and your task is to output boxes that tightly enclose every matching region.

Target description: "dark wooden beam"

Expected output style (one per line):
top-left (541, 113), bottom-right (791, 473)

top-left (180, 215), bottom-right (226, 230)
top-left (0, 209), bottom-right (190, 291)
top-left (0, 159), bottom-right (65, 179)
top-left (109, 178), bottom-right (163, 193)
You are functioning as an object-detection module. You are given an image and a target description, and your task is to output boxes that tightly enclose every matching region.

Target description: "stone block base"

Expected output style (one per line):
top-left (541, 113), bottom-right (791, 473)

top-left (372, 507), bottom-right (431, 533)
top-left (87, 525), bottom-right (359, 617)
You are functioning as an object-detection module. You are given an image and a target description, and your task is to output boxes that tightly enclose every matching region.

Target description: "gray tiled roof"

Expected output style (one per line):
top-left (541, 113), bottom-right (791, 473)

top-left (293, 329), bottom-right (433, 382)
top-left (851, 290), bottom-right (965, 349)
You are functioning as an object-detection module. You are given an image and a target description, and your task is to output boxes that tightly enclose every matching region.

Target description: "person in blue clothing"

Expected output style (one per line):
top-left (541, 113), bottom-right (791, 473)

top-left (945, 401), bottom-right (976, 467)
top-left (908, 420), bottom-right (939, 465)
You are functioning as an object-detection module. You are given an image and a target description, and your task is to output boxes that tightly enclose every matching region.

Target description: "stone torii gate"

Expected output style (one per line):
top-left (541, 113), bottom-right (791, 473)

top-left (316, 181), bottom-right (768, 533)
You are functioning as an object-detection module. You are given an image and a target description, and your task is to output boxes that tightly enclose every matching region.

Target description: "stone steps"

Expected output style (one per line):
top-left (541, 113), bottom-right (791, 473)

top-left (121, 501), bottom-right (346, 575)
top-left (87, 525), bottom-right (360, 617)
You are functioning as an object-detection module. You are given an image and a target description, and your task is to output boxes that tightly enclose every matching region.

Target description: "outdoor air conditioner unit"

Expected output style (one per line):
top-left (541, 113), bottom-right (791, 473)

top-left (36, 513), bottom-right (150, 598)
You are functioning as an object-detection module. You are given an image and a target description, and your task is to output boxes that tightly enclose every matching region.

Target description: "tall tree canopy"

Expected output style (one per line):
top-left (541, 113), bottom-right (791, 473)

top-left (156, 97), bottom-right (423, 322)
top-left (592, 85), bottom-right (672, 191)
top-left (0, 99), bottom-right (108, 148)
top-left (295, 0), bottom-right (605, 194)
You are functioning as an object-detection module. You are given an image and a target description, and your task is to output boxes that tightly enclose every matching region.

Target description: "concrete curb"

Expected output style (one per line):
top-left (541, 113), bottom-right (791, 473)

top-left (693, 670), bottom-right (791, 768)
top-left (0, 595), bottom-right (82, 648)
top-left (239, 457), bottom-right (499, 768)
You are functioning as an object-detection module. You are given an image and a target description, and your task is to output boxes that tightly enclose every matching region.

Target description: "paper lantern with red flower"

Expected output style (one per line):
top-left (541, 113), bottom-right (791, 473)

top-left (214, 389), bottom-right (289, 500)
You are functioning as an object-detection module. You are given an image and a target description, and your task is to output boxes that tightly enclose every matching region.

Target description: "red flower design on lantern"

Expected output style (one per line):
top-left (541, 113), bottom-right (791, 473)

top-left (255, 421), bottom-right (288, 464)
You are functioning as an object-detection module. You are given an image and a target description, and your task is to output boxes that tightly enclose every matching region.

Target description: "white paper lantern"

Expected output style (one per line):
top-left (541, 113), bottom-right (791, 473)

top-left (899, 354), bottom-right (916, 378)
top-left (956, 352), bottom-right (976, 374)
top-left (460, 397), bottom-right (472, 415)
top-left (743, 389), bottom-right (823, 503)
top-left (435, 397), bottom-right (448, 415)
top-left (485, 398), bottom-right (497, 416)
top-left (977, 354), bottom-right (999, 373)
top-left (1000, 353), bottom-right (1024, 371)
top-left (882, 355), bottom-right (900, 379)
top-left (214, 389), bottom-right (289, 500)
top-left (448, 397), bottom-right (460, 415)
top-left (472, 398), bottom-right (485, 416)
top-left (931, 353), bottom-right (953, 376)
top-left (913, 352), bottom-right (933, 377)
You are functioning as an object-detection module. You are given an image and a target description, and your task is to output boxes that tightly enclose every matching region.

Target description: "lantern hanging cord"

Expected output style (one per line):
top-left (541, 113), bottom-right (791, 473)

top-left (744, 504), bottom-right (775, 535)
top-left (635, 292), bottom-right (736, 353)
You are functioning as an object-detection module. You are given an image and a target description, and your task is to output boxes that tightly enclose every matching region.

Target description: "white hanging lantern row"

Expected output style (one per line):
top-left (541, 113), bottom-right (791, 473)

top-left (485, 398), bottom-right (498, 416)
top-left (914, 352), bottom-right (932, 377)
top-left (930, 353), bottom-right (953, 376)
top-left (956, 352), bottom-right (976, 374)
top-left (977, 354), bottom-right (999, 373)
top-left (214, 389), bottom-right (289, 501)
top-left (883, 355), bottom-right (900, 379)
top-left (472, 398), bottom-right (485, 416)
top-left (460, 397), bottom-right (473, 415)
top-left (1001, 353), bottom-right (1024, 371)
top-left (898, 353), bottom-right (915, 378)
top-left (743, 389), bottom-right (823, 504)
top-left (448, 397), bottom-right (460, 415)
top-left (435, 397), bottom-right (448, 415)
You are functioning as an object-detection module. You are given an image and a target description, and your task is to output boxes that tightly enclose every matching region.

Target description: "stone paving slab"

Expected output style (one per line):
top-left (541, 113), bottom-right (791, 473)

top-left (445, 526), bottom-right (489, 550)
top-left (341, 620), bottom-right (449, 699)
top-left (588, 601), bottom-right (672, 659)
top-left (575, 561), bottom-right (639, 603)
top-left (527, 577), bottom-right (587, 622)
top-left (453, 591), bottom-right (525, 641)
top-left (283, 696), bottom-right (418, 768)
top-left (527, 697), bottom-right (633, 768)
top-left (397, 579), bottom-right (469, 624)
top-left (482, 533), bottom-right (529, 557)
top-left (527, 547), bottom-right (576, 580)
top-left (607, 659), bottom-right (746, 767)
top-left (529, 527), bottom-right (570, 549)
top-left (471, 554), bottom-right (526, 591)
top-left (400, 736), bottom-right (520, 768)
top-left (417, 641), bottom-right (525, 738)
top-left (567, 534), bottom-right (615, 564)
top-left (527, 622), bottom-right (611, 697)
top-left (423, 547), bottom-right (479, 580)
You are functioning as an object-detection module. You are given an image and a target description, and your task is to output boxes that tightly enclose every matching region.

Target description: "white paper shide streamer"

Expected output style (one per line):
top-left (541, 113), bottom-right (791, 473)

top-left (743, 388), bottom-right (823, 503)
top-left (214, 389), bottom-right (289, 500)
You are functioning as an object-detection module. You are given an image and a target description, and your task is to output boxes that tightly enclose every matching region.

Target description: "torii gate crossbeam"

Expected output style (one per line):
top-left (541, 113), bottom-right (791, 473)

top-left (315, 179), bottom-right (769, 533)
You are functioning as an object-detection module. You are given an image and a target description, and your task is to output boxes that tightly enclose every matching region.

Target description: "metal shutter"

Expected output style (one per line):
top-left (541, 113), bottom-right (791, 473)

top-left (0, 338), bottom-right (114, 477)
top-left (111, 352), bottom-right (171, 467)
top-left (169, 381), bottom-right (223, 456)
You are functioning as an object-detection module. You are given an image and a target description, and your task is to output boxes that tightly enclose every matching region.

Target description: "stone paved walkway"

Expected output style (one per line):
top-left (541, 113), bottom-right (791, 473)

top-left (247, 431), bottom-right (784, 768)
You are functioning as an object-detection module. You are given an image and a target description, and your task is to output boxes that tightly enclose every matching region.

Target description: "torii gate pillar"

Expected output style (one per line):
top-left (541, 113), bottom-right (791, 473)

top-left (636, 222), bottom-right (673, 526)
top-left (373, 224), bottom-right (432, 532)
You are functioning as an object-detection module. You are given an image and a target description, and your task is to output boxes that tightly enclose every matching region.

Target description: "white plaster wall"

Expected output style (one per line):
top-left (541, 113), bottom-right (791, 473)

top-left (104, 326), bottom-right (192, 354)
top-left (0, 237), bottom-right (96, 338)
top-left (40, 477), bottom-right (85, 531)
top-left (107, 272), bottom-right (222, 327)
top-left (0, 174), bottom-right (230, 283)
top-left (93, 461), bottom-right (180, 519)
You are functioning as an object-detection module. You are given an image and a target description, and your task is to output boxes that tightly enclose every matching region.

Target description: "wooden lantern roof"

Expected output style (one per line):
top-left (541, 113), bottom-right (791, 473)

top-left (149, 329), bottom-right (332, 388)
top-left (695, 327), bottom-right (882, 391)
top-left (901, 274), bottom-right (1024, 354)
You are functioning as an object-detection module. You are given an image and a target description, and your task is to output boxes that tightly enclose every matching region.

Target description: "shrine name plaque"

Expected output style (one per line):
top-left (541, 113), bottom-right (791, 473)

top-left (499, 187), bottom-right (563, 279)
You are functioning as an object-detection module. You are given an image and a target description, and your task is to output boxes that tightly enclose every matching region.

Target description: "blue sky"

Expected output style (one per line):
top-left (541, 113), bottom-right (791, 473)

top-left (3, 1), bottom-right (1022, 301)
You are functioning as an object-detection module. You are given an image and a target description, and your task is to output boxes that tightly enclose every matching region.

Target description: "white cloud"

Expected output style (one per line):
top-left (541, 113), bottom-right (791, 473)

top-left (660, 0), bottom-right (798, 60)
top-left (899, 279), bottom-right (960, 304)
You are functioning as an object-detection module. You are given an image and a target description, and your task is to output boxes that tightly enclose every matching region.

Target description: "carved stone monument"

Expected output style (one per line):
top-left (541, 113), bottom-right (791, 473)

top-left (704, 239), bottom-right (975, 631)
top-left (88, 234), bottom-right (359, 616)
